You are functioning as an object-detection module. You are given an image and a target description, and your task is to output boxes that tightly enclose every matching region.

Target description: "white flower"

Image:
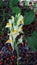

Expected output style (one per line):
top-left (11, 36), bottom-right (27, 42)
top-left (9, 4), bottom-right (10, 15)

top-left (9, 19), bottom-right (12, 24)
top-left (17, 14), bottom-right (24, 26)
top-left (6, 13), bottom-right (24, 50)
top-left (11, 29), bottom-right (19, 40)
top-left (11, 16), bottom-right (14, 24)
top-left (10, 24), bottom-right (23, 40)
top-left (18, 25), bottom-right (23, 32)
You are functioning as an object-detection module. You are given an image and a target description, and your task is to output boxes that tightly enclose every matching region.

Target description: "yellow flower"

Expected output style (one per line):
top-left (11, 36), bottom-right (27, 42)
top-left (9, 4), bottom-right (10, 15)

top-left (13, 30), bottom-right (18, 34)
top-left (6, 22), bottom-right (12, 27)
top-left (6, 39), bottom-right (12, 43)
top-left (17, 15), bottom-right (24, 26)
top-left (11, 30), bottom-right (18, 34)
top-left (19, 27), bottom-right (22, 31)
top-left (20, 19), bottom-right (24, 24)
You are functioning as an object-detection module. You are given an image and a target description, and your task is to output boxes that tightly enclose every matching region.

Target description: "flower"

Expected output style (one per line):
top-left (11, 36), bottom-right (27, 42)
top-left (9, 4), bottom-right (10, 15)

top-left (6, 13), bottom-right (24, 49)
top-left (17, 14), bottom-right (24, 26)
top-left (18, 25), bottom-right (23, 32)
top-left (11, 16), bottom-right (14, 24)
top-left (5, 22), bottom-right (12, 27)
top-left (6, 39), bottom-right (12, 43)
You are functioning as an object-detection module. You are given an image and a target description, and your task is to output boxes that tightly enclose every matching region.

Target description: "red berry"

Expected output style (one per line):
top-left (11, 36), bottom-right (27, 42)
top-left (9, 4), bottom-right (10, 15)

top-left (0, 62), bottom-right (2, 65)
top-left (8, 46), bottom-right (12, 51)
top-left (10, 55), bottom-right (15, 60)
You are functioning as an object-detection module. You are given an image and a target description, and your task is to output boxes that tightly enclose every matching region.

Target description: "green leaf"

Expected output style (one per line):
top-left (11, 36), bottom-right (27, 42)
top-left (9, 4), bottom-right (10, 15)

top-left (12, 7), bottom-right (21, 15)
top-left (24, 10), bottom-right (35, 25)
top-left (9, 0), bottom-right (19, 9)
top-left (0, 0), bottom-right (3, 7)
top-left (25, 31), bottom-right (37, 51)
top-left (24, 0), bottom-right (29, 6)
top-left (12, 0), bottom-right (19, 5)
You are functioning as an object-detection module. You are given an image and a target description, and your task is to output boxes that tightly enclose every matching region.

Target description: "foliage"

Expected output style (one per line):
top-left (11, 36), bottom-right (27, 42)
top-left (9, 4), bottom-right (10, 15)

top-left (0, 0), bottom-right (37, 52)
top-left (24, 10), bottom-right (35, 25)
top-left (24, 31), bottom-right (37, 51)
top-left (12, 7), bottom-right (21, 15)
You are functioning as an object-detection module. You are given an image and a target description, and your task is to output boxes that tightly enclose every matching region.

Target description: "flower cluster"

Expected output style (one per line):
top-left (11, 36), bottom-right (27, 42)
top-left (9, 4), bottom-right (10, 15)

top-left (5, 13), bottom-right (24, 50)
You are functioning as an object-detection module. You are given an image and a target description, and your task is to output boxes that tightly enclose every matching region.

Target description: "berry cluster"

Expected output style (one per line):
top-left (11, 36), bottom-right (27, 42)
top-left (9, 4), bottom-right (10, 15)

top-left (0, 40), bottom-right (37, 65)
top-left (0, 42), bottom-right (17, 65)
top-left (17, 41), bottom-right (37, 65)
